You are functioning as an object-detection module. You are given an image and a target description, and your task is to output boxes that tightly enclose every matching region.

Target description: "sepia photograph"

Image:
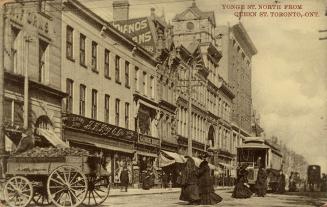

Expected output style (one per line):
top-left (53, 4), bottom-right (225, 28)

top-left (0, 0), bottom-right (326, 206)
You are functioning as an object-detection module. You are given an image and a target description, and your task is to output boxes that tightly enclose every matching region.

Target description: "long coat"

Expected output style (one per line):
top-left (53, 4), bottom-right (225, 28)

top-left (120, 168), bottom-right (129, 187)
top-left (198, 161), bottom-right (222, 205)
top-left (255, 168), bottom-right (268, 197)
top-left (232, 169), bottom-right (252, 199)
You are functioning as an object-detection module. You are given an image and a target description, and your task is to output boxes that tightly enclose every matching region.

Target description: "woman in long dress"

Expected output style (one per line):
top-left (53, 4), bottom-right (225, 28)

top-left (198, 160), bottom-right (222, 205)
top-left (276, 170), bottom-right (286, 194)
top-left (179, 157), bottom-right (200, 204)
top-left (232, 164), bottom-right (253, 199)
top-left (255, 167), bottom-right (268, 197)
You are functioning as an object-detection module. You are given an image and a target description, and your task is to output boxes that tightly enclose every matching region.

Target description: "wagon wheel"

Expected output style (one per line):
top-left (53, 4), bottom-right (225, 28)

top-left (4, 176), bottom-right (34, 207)
top-left (47, 165), bottom-right (88, 207)
top-left (83, 176), bottom-right (110, 206)
top-left (33, 185), bottom-right (51, 206)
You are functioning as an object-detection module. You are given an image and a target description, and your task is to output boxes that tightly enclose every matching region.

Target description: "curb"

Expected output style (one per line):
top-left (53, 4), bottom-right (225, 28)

top-left (109, 187), bottom-right (233, 197)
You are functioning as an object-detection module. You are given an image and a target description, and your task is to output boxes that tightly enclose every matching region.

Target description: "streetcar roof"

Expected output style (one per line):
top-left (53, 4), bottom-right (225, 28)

top-left (236, 143), bottom-right (269, 149)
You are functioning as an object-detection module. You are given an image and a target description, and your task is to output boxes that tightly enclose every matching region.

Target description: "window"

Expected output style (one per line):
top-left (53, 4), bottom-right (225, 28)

top-left (150, 76), bottom-right (154, 98)
top-left (104, 94), bottom-right (110, 123)
top-left (91, 89), bottom-right (97, 119)
top-left (125, 61), bottom-right (130, 87)
top-left (39, 39), bottom-right (48, 83)
top-left (11, 26), bottom-right (20, 73)
top-left (66, 79), bottom-right (73, 113)
top-left (66, 26), bottom-right (73, 59)
top-left (143, 71), bottom-right (147, 95)
top-left (91, 41), bottom-right (97, 71)
top-left (80, 34), bottom-right (86, 66)
top-left (79, 84), bottom-right (86, 116)
top-left (135, 66), bottom-right (139, 91)
top-left (125, 102), bottom-right (129, 129)
top-left (104, 49), bottom-right (110, 78)
top-left (115, 99), bottom-right (120, 126)
top-left (115, 55), bottom-right (120, 83)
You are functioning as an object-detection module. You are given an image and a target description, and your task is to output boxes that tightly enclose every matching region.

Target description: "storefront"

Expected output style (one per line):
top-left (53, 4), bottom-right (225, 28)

top-left (62, 113), bottom-right (138, 186)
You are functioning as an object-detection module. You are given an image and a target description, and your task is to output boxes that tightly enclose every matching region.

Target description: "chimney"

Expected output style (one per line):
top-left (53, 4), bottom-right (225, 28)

top-left (112, 0), bottom-right (130, 21)
top-left (150, 8), bottom-right (155, 17)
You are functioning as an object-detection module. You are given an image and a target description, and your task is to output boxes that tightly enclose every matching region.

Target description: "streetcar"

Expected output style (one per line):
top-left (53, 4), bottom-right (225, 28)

top-left (236, 137), bottom-right (283, 192)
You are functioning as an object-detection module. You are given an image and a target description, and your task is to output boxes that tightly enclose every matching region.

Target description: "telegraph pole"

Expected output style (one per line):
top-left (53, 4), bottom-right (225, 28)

top-left (187, 61), bottom-right (193, 157)
top-left (0, 3), bottom-right (6, 179)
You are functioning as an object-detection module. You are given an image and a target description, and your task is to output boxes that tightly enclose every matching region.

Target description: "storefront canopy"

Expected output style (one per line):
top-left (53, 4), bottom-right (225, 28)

top-left (37, 128), bottom-right (69, 148)
top-left (218, 162), bottom-right (233, 170)
top-left (161, 150), bottom-right (186, 163)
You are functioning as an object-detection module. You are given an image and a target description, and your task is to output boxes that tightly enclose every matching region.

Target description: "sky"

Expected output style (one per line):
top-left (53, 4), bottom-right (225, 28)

top-left (80, 0), bottom-right (327, 171)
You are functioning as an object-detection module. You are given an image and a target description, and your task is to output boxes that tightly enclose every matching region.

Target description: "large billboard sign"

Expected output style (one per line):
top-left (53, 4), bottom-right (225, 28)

top-left (112, 17), bottom-right (155, 53)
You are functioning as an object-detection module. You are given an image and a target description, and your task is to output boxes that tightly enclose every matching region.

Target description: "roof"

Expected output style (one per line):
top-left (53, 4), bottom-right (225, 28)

top-left (172, 1), bottom-right (215, 26)
top-left (237, 143), bottom-right (269, 149)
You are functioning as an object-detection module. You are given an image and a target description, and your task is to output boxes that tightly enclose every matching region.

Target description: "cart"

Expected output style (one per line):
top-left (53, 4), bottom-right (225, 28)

top-left (3, 154), bottom-right (111, 207)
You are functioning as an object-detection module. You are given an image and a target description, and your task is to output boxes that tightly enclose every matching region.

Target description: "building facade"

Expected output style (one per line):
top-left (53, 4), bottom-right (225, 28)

top-left (61, 0), bottom-right (160, 187)
top-left (216, 23), bottom-right (257, 142)
top-left (171, 1), bottom-right (236, 181)
top-left (2, 0), bottom-right (65, 152)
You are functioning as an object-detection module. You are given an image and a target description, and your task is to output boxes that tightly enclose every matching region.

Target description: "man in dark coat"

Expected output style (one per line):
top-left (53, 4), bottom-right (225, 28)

top-left (15, 128), bottom-right (34, 154)
top-left (255, 167), bottom-right (268, 197)
top-left (120, 166), bottom-right (129, 192)
top-left (276, 170), bottom-right (286, 193)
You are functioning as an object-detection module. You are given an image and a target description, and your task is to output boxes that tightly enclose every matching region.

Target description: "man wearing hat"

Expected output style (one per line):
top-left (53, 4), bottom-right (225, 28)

top-left (15, 128), bottom-right (35, 154)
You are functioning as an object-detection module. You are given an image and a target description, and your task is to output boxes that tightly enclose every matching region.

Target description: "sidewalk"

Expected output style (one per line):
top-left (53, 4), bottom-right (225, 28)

top-left (110, 186), bottom-right (233, 197)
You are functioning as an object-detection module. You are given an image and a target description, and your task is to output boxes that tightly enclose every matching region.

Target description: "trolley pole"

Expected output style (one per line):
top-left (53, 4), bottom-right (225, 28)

top-left (187, 61), bottom-right (193, 157)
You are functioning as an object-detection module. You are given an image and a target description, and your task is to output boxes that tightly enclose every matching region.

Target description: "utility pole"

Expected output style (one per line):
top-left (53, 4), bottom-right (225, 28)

top-left (0, 3), bottom-right (6, 179)
top-left (187, 61), bottom-right (193, 157)
top-left (23, 36), bottom-right (33, 129)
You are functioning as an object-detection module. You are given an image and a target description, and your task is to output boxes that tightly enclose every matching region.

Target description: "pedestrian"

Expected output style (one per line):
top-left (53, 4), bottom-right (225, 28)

top-left (289, 172), bottom-right (297, 192)
top-left (276, 170), bottom-right (286, 193)
top-left (15, 128), bottom-right (35, 154)
top-left (255, 167), bottom-right (268, 197)
top-left (162, 171), bottom-right (168, 188)
top-left (142, 164), bottom-right (155, 190)
top-left (320, 174), bottom-right (327, 192)
top-left (179, 156), bottom-right (200, 204)
top-left (232, 163), bottom-right (252, 199)
top-left (198, 160), bottom-right (222, 205)
top-left (120, 165), bottom-right (129, 192)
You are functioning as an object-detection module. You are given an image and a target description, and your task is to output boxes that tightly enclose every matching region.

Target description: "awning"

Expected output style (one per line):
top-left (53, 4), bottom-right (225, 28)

top-left (137, 151), bottom-right (158, 158)
top-left (37, 128), bottom-right (69, 148)
top-left (94, 143), bottom-right (135, 154)
top-left (161, 150), bottom-right (186, 163)
top-left (192, 157), bottom-right (217, 170)
top-left (159, 153), bottom-right (176, 167)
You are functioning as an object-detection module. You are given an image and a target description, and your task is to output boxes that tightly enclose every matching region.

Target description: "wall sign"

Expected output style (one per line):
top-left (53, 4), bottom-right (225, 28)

top-left (138, 134), bottom-right (161, 147)
top-left (112, 17), bottom-right (155, 53)
top-left (63, 114), bottom-right (137, 142)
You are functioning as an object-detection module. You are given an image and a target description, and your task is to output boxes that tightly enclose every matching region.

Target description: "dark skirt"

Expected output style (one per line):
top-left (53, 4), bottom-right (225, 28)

top-left (180, 184), bottom-right (200, 202)
top-left (255, 182), bottom-right (267, 196)
top-left (200, 191), bottom-right (222, 205)
top-left (232, 183), bottom-right (252, 199)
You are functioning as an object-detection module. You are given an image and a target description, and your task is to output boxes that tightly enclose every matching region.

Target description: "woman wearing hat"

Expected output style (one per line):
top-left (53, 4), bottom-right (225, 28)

top-left (232, 163), bottom-right (253, 199)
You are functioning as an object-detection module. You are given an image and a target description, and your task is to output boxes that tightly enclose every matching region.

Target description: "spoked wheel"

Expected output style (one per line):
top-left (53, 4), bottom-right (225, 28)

top-left (4, 176), bottom-right (34, 207)
top-left (33, 185), bottom-right (51, 206)
top-left (83, 176), bottom-right (110, 206)
top-left (47, 165), bottom-right (88, 207)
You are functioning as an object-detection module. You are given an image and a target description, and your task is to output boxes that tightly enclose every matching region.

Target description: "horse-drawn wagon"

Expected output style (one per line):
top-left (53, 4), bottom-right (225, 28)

top-left (3, 147), bottom-right (110, 207)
